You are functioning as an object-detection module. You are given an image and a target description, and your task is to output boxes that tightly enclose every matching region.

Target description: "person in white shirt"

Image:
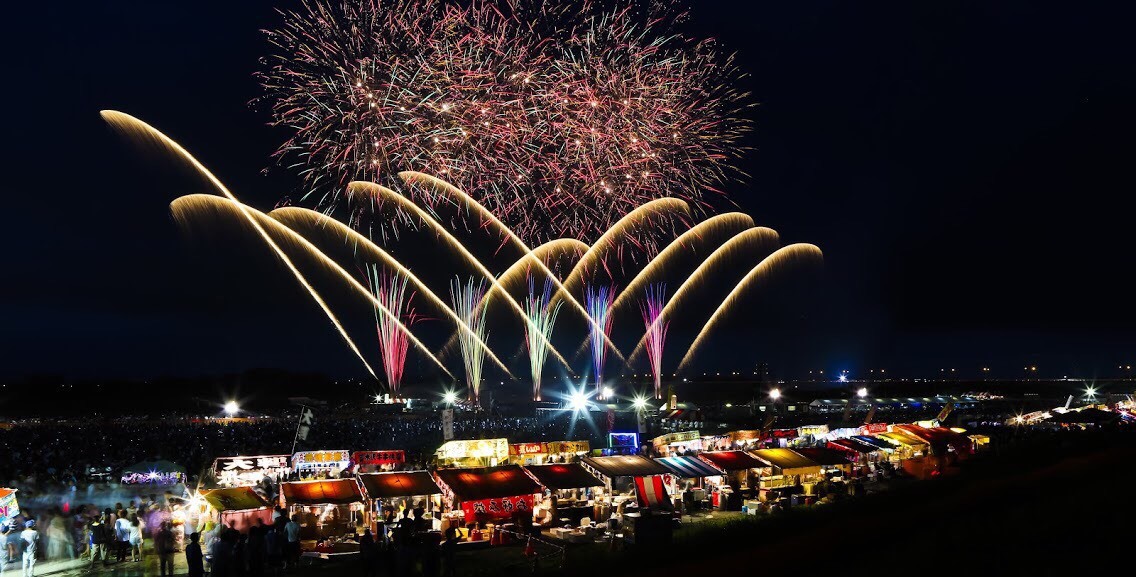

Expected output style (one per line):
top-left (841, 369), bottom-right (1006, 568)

top-left (19, 521), bottom-right (39, 577)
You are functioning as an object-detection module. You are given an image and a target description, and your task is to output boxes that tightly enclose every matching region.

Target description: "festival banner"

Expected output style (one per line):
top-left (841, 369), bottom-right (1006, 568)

top-left (460, 494), bottom-right (535, 520)
top-left (352, 450), bottom-right (406, 467)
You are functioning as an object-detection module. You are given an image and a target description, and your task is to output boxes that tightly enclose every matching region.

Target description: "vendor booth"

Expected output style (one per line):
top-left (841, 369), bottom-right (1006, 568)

top-left (579, 455), bottom-right (669, 519)
top-left (281, 478), bottom-right (368, 547)
top-left (0, 488), bottom-right (19, 527)
top-left (292, 450), bottom-right (352, 479)
top-left (434, 465), bottom-right (541, 540)
top-left (726, 430), bottom-right (763, 450)
top-left (200, 486), bottom-right (274, 533)
top-left (697, 451), bottom-right (769, 509)
top-left (875, 430), bottom-right (928, 460)
top-left (213, 455), bottom-right (291, 487)
top-left (793, 447), bottom-right (854, 479)
top-left (435, 438), bottom-right (509, 468)
top-left (827, 438), bottom-right (886, 475)
top-left (357, 471), bottom-right (441, 537)
top-left (522, 463), bottom-right (603, 528)
top-left (508, 441), bottom-right (591, 465)
top-left (650, 431), bottom-right (702, 456)
top-left (351, 450), bottom-right (406, 473)
top-left (654, 456), bottom-right (725, 513)
top-left (750, 449), bottom-right (824, 493)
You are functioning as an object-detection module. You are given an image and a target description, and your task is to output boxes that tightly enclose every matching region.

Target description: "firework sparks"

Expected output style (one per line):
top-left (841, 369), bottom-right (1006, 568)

top-left (640, 284), bottom-right (669, 399)
top-left (259, 0), bottom-right (751, 246)
top-left (524, 275), bottom-right (563, 401)
top-left (452, 277), bottom-right (490, 406)
top-left (585, 284), bottom-right (617, 398)
top-left (369, 267), bottom-right (416, 394)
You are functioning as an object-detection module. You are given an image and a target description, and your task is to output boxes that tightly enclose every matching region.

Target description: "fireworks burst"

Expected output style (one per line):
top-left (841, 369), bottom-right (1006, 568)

top-left (451, 277), bottom-right (490, 405)
top-left (368, 267), bottom-right (417, 395)
top-left (585, 283), bottom-right (617, 398)
top-left (524, 274), bottom-right (564, 401)
top-left (640, 283), bottom-right (669, 399)
top-left (259, 0), bottom-right (751, 247)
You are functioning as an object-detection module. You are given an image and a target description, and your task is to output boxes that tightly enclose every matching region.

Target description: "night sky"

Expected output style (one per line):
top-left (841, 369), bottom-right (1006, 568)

top-left (4, 0), bottom-right (1135, 382)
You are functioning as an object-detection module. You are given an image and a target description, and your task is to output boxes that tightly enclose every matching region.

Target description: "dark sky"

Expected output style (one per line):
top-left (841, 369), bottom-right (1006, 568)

top-left (4, 0), bottom-right (1136, 383)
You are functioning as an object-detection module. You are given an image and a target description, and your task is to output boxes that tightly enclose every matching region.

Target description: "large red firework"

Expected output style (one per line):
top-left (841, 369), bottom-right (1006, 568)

top-left (259, 0), bottom-right (752, 247)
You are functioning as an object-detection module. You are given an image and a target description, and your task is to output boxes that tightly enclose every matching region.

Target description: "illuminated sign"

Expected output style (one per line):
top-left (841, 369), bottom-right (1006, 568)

top-left (352, 450), bottom-right (406, 466)
top-left (509, 443), bottom-right (549, 456)
top-left (436, 439), bottom-right (509, 461)
top-left (292, 450), bottom-right (352, 470)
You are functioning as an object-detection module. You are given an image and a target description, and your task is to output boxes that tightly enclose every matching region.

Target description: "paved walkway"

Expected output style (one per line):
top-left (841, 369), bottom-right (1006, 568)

top-left (2, 550), bottom-right (187, 577)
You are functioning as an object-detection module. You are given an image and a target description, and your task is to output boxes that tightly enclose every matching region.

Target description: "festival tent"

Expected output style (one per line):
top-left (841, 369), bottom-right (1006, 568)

top-left (581, 455), bottom-right (670, 479)
top-left (698, 450), bottom-right (768, 471)
top-left (200, 486), bottom-right (273, 533)
top-left (793, 447), bottom-right (854, 475)
top-left (522, 463), bottom-right (604, 490)
top-left (828, 438), bottom-right (883, 455)
top-left (654, 456), bottom-right (724, 478)
top-left (357, 471), bottom-right (441, 500)
top-left (434, 465), bottom-right (542, 521)
top-left (894, 425), bottom-right (972, 456)
top-left (281, 478), bottom-right (365, 506)
top-left (852, 435), bottom-right (897, 452)
top-left (750, 449), bottom-right (822, 477)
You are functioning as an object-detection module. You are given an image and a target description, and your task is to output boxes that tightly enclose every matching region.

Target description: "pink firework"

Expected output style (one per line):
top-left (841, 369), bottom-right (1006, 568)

top-left (585, 283), bottom-right (617, 398)
top-left (640, 283), bottom-right (669, 399)
top-left (259, 0), bottom-right (751, 247)
top-left (368, 266), bottom-right (417, 394)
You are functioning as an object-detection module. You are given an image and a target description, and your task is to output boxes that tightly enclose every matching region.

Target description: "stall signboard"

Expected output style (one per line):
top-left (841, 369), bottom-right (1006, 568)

top-left (860, 423), bottom-right (888, 435)
top-left (0, 489), bottom-right (19, 526)
top-left (352, 451), bottom-right (406, 467)
top-left (436, 439), bottom-right (509, 463)
top-left (509, 442), bottom-right (550, 457)
top-left (292, 450), bottom-right (352, 470)
top-left (915, 420), bottom-right (939, 429)
top-left (459, 494), bottom-right (534, 520)
top-left (797, 425), bottom-right (830, 437)
top-left (729, 430), bottom-right (761, 442)
top-left (609, 432), bottom-right (640, 448)
top-left (651, 430), bottom-right (700, 448)
top-left (214, 455), bottom-right (291, 486)
top-left (770, 429), bottom-right (799, 439)
top-left (549, 441), bottom-right (590, 454)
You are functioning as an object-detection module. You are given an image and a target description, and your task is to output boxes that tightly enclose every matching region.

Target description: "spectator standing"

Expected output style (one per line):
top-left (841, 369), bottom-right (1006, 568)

top-left (19, 521), bottom-right (39, 577)
top-left (283, 516), bottom-right (301, 569)
top-left (155, 521), bottom-right (176, 577)
top-left (185, 532), bottom-right (204, 577)
top-left (127, 515), bottom-right (144, 562)
top-left (87, 515), bottom-right (109, 568)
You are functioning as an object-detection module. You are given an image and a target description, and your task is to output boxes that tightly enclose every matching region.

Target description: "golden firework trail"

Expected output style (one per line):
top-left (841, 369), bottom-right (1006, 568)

top-left (269, 206), bottom-right (514, 377)
top-left (627, 226), bottom-right (781, 364)
top-left (101, 110), bottom-right (382, 378)
top-left (609, 212), bottom-right (755, 315)
top-left (350, 180), bottom-right (569, 369)
top-left (676, 243), bottom-right (824, 371)
top-left (400, 171), bottom-right (619, 360)
top-left (171, 194), bottom-right (455, 379)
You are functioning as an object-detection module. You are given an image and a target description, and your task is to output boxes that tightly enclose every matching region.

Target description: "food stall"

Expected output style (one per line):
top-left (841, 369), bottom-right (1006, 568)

top-left (654, 456), bottom-right (725, 512)
top-left (213, 455), bottom-right (291, 487)
top-left (649, 431), bottom-right (702, 457)
top-left (0, 488), bottom-right (19, 527)
top-left (750, 449), bottom-right (824, 498)
top-left (199, 486), bottom-right (274, 533)
top-left (508, 441), bottom-right (591, 465)
top-left (696, 451), bottom-right (769, 509)
top-left (291, 450), bottom-right (352, 479)
top-left (351, 450), bottom-right (406, 473)
top-left (580, 455), bottom-right (671, 520)
top-left (875, 430), bottom-right (929, 460)
top-left (827, 438), bottom-right (886, 475)
top-left (281, 478), bottom-right (368, 547)
top-left (434, 438), bottom-right (509, 468)
top-left (357, 471), bottom-right (441, 536)
top-left (726, 430), bottom-right (763, 450)
top-left (522, 463), bottom-right (603, 528)
top-left (793, 447), bottom-right (854, 479)
top-left (434, 465), bottom-right (542, 540)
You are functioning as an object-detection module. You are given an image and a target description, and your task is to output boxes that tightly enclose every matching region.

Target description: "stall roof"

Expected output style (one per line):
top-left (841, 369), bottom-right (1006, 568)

top-left (750, 449), bottom-right (819, 471)
top-left (581, 455), bottom-right (670, 478)
top-left (793, 447), bottom-right (854, 467)
top-left (523, 463), bottom-right (603, 490)
top-left (358, 471), bottom-right (441, 499)
top-left (655, 456), bottom-right (723, 478)
top-left (200, 486), bottom-right (271, 512)
top-left (435, 465), bottom-right (542, 502)
top-left (878, 431), bottom-right (929, 448)
top-left (829, 438), bottom-right (881, 454)
top-left (0, 488), bottom-right (15, 500)
top-left (852, 435), bottom-right (896, 450)
top-left (281, 479), bottom-right (364, 506)
top-left (699, 451), bottom-right (767, 471)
